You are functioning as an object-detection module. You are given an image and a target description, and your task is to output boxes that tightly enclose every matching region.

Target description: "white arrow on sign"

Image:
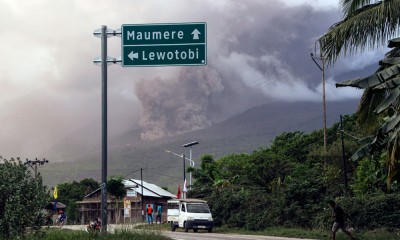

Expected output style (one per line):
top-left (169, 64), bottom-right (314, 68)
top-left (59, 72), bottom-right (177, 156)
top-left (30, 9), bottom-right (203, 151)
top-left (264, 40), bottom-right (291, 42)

top-left (191, 29), bottom-right (201, 40)
top-left (128, 51), bottom-right (139, 60)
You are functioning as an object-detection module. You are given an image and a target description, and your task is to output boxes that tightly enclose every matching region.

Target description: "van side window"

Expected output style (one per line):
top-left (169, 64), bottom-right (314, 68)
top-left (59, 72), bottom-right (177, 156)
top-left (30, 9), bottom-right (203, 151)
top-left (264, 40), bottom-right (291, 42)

top-left (181, 204), bottom-right (186, 212)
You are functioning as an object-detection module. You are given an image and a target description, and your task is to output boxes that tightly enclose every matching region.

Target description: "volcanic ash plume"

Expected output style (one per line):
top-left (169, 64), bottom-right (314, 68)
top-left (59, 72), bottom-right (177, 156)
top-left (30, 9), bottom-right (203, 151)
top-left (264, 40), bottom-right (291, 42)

top-left (135, 66), bottom-right (224, 140)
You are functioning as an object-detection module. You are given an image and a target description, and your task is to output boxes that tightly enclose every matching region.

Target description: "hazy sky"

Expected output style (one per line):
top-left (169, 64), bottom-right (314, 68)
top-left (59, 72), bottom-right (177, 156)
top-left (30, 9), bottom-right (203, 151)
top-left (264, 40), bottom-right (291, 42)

top-left (0, 0), bottom-right (381, 160)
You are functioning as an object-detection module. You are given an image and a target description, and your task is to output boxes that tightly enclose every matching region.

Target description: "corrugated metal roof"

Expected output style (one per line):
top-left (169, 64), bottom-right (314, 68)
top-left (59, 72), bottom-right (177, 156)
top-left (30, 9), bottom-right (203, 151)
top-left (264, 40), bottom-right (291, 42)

top-left (124, 179), bottom-right (175, 198)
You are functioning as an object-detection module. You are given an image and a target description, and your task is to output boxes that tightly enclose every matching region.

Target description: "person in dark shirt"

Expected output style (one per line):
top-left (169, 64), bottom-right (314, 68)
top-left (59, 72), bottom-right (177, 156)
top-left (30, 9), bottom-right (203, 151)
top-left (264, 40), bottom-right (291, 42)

top-left (329, 200), bottom-right (356, 240)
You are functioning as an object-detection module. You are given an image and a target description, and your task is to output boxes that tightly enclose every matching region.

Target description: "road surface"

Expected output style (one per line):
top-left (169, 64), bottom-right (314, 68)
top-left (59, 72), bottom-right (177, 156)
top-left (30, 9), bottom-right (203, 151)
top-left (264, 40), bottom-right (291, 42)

top-left (164, 231), bottom-right (316, 240)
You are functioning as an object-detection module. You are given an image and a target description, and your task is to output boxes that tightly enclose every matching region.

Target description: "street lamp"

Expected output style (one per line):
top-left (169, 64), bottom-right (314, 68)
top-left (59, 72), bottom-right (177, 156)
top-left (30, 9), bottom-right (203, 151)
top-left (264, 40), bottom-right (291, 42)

top-left (182, 141), bottom-right (199, 189)
top-left (164, 149), bottom-right (195, 187)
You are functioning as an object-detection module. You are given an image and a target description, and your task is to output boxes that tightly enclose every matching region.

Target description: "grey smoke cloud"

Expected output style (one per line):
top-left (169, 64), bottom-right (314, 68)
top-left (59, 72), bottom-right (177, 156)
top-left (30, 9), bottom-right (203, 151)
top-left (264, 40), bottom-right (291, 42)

top-left (0, 0), bottom-right (369, 157)
top-left (135, 67), bottom-right (224, 140)
top-left (133, 1), bottom-right (363, 140)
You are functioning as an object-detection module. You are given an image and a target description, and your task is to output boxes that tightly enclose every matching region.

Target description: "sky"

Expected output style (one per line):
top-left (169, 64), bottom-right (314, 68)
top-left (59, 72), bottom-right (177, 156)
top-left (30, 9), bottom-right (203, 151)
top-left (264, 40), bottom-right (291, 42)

top-left (0, 0), bottom-right (384, 160)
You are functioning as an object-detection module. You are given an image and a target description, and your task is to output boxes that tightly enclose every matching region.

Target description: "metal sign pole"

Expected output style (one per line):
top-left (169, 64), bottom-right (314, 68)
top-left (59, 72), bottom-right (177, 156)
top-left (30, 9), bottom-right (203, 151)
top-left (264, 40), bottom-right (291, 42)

top-left (92, 22), bottom-right (207, 231)
top-left (94, 25), bottom-right (120, 234)
top-left (101, 25), bottom-right (108, 234)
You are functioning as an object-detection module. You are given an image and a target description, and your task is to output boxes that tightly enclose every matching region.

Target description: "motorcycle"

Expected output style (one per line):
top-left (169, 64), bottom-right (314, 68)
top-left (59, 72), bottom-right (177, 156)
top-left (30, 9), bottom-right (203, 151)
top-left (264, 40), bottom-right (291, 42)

top-left (86, 218), bottom-right (101, 232)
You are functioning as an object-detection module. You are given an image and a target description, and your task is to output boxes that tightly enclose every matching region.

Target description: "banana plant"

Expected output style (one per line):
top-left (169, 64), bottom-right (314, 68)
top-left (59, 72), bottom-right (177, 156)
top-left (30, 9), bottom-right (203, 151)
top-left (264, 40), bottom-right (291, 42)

top-left (336, 38), bottom-right (400, 190)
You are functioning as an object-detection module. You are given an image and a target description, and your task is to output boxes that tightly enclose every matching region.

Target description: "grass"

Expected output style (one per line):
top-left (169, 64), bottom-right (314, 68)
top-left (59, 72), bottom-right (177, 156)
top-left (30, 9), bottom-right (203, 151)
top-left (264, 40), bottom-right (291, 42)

top-left (7, 228), bottom-right (172, 240)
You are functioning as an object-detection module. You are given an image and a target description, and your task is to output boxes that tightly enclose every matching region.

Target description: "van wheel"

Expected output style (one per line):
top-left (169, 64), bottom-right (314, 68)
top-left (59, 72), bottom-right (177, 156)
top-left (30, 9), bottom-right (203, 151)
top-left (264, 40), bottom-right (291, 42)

top-left (193, 229), bottom-right (198, 232)
top-left (184, 222), bottom-right (189, 232)
top-left (208, 228), bottom-right (213, 233)
top-left (171, 222), bottom-right (176, 232)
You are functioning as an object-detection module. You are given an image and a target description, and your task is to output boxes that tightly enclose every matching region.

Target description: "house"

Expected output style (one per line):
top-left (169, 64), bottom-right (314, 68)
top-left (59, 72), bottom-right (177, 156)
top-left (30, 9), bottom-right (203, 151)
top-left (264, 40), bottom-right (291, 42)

top-left (44, 201), bottom-right (67, 225)
top-left (76, 179), bottom-right (176, 224)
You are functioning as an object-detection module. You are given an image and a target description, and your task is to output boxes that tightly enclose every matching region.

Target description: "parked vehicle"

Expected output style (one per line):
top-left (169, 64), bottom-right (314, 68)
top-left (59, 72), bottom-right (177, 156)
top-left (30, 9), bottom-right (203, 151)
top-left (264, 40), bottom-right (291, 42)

top-left (86, 218), bottom-right (101, 232)
top-left (167, 199), bottom-right (213, 233)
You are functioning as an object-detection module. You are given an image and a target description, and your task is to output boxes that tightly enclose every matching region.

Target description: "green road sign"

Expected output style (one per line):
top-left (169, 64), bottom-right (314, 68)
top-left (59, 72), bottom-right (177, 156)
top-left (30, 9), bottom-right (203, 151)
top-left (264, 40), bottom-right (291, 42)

top-left (121, 23), bottom-right (206, 67)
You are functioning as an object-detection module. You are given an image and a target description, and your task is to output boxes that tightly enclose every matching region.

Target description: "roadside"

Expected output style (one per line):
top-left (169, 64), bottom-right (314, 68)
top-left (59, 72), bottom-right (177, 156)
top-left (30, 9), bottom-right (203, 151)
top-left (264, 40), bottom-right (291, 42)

top-left (134, 223), bottom-right (400, 240)
top-left (57, 223), bottom-right (400, 240)
top-left (59, 222), bottom-right (146, 232)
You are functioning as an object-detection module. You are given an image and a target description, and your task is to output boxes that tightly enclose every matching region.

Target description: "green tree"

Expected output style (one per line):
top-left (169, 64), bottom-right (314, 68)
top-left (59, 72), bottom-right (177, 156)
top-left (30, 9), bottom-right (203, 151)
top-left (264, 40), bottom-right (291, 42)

top-left (57, 178), bottom-right (99, 223)
top-left (0, 157), bottom-right (48, 238)
top-left (190, 154), bottom-right (218, 199)
top-left (107, 175), bottom-right (125, 223)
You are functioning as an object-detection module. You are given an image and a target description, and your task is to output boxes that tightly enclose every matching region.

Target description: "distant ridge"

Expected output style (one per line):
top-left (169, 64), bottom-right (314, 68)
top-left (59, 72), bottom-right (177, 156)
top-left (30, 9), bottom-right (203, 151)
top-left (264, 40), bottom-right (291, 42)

top-left (40, 100), bottom-right (359, 188)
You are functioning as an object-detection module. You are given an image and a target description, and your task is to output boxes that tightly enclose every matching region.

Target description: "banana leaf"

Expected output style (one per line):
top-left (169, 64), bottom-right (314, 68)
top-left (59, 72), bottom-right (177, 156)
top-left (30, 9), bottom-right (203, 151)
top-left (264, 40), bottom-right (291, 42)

top-left (336, 64), bottom-right (400, 89)
top-left (388, 37), bottom-right (400, 48)
top-left (373, 76), bottom-right (400, 89)
top-left (379, 57), bottom-right (400, 66)
top-left (350, 143), bottom-right (371, 162)
top-left (374, 87), bottom-right (400, 113)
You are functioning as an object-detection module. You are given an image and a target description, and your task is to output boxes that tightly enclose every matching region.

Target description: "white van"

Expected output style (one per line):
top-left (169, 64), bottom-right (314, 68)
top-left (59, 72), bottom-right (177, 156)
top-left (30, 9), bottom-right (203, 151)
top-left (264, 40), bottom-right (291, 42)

top-left (167, 199), bottom-right (214, 232)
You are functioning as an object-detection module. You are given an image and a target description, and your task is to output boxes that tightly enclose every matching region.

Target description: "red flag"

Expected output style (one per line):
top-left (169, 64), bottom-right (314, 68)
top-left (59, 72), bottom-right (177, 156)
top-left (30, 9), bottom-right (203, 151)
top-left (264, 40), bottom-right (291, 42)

top-left (176, 185), bottom-right (181, 199)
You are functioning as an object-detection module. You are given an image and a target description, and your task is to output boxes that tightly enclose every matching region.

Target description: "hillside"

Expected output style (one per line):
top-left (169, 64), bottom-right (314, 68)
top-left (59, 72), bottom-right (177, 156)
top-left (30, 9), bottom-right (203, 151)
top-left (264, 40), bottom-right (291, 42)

top-left (39, 100), bottom-right (359, 189)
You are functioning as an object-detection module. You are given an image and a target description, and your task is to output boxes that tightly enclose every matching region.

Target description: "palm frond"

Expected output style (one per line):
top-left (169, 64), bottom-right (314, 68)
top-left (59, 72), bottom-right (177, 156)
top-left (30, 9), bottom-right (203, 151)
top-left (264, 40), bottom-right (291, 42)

top-left (319, 0), bottom-right (400, 64)
top-left (340, 0), bottom-right (376, 16)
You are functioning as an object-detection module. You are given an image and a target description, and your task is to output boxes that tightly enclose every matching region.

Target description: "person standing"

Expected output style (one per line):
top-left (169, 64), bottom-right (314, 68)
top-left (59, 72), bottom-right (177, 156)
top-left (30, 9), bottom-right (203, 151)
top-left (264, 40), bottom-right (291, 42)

top-left (156, 205), bottom-right (162, 224)
top-left (146, 204), bottom-right (153, 224)
top-left (57, 210), bottom-right (66, 227)
top-left (329, 200), bottom-right (356, 240)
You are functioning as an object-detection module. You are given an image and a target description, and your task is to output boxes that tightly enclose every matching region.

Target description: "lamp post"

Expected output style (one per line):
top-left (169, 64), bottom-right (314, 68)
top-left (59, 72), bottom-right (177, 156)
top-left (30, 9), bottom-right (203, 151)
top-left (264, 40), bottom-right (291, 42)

top-left (182, 141), bottom-right (199, 189)
top-left (311, 52), bottom-right (327, 165)
top-left (164, 149), bottom-right (195, 189)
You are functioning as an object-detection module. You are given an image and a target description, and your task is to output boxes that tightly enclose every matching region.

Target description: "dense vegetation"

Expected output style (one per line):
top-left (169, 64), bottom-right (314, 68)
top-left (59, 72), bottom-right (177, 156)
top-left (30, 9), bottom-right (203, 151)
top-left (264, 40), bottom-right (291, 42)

top-left (57, 176), bottom-right (125, 224)
top-left (0, 158), bottom-right (49, 238)
top-left (57, 178), bottom-right (100, 224)
top-left (189, 115), bottom-right (400, 231)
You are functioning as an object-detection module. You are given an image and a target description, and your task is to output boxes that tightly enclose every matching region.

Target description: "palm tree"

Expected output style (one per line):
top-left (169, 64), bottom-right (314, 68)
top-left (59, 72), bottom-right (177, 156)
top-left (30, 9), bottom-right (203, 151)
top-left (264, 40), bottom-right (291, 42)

top-left (318, 1), bottom-right (400, 190)
top-left (319, 0), bottom-right (400, 64)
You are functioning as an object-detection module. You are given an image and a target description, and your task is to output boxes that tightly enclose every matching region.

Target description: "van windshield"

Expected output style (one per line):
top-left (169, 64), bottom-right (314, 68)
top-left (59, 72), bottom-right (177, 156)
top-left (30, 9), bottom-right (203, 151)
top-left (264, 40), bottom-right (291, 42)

top-left (187, 203), bottom-right (210, 213)
top-left (168, 202), bottom-right (179, 210)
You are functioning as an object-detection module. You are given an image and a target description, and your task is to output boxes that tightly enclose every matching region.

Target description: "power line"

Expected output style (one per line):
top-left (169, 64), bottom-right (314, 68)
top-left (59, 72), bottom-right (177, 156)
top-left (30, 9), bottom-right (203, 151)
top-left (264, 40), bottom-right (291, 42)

top-left (338, 129), bottom-right (361, 141)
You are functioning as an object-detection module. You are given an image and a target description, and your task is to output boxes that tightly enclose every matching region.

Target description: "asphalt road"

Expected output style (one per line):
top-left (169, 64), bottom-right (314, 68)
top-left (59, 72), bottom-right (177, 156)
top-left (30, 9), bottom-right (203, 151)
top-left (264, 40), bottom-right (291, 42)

top-left (164, 231), bottom-right (316, 240)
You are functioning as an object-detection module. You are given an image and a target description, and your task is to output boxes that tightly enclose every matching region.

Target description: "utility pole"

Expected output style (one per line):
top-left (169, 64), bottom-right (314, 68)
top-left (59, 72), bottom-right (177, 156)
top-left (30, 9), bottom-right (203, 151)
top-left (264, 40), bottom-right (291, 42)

top-left (24, 158), bottom-right (49, 178)
top-left (311, 52), bottom-right (327, 165)
top-left (141, 168), bottom-right (144, 221)
top-left (340, 115), bottom-right (348, 193)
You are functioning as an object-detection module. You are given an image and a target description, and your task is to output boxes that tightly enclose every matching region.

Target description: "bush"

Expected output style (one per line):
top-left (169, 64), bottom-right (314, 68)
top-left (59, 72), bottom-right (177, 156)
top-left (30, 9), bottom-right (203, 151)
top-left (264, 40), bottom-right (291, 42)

top-left (0, 158), bottom-right (49, 238)
top-left (315, 194), bottom-right (400, 230)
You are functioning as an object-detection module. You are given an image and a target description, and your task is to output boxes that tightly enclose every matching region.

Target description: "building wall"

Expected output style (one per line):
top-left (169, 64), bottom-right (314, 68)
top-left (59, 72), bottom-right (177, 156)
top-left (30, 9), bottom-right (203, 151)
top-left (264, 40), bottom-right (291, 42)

top-left (76, 193), bottom-right (171, 224)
